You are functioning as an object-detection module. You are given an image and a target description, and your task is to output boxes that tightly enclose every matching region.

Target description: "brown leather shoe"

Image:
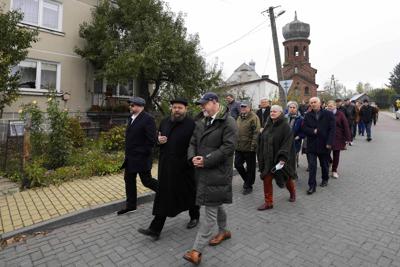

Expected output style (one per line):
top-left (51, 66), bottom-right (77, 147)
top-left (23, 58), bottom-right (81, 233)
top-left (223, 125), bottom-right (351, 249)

top-left (183, 250), bottom-right (202, 265)
top-left (257, 203), bottom-right (273, 210)
top-left (209, 231), bottom-right (231, 246)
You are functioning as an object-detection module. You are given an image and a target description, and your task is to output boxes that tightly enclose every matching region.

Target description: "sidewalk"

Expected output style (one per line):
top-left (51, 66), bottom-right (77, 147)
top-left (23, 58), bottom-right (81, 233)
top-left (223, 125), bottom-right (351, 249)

top-left (0, 165), bottom-right (157, 235)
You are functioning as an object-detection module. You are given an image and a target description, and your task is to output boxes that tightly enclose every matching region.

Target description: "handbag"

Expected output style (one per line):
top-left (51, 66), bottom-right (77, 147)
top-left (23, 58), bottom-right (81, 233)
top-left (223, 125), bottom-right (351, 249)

top-left (271, 164), bottom-right (290, 188)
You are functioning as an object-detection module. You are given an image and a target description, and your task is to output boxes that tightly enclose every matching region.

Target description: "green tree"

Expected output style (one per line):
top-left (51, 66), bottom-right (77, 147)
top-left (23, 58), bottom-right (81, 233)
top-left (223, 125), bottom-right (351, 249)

top-left (356, 82), bottom-right (364, 94)
top-left (76, 0), bottom-right (221, 112)
top-left (369, 88), bottom-right (396, 108)
top-left (46, 91), bottom-right (71, 169)
top-left (0, 9), bottom-right (38, 118)
top-left (388, 62), bottom-right (400, 94)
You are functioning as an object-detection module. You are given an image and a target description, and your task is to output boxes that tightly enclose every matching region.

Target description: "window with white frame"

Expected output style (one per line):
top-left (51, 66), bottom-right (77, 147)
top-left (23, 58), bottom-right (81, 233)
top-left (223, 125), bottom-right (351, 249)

top-left (12, 0), bottom-right (63, 31)
top-left (12, 59), bottom-right (61, 92)
top-left (94, 79), bottom-right (134, 98)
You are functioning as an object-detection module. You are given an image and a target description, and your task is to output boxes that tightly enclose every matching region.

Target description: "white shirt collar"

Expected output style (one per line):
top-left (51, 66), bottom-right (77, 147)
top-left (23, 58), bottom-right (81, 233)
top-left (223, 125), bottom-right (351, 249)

top-left (131, 111), bottom-right (141, 122)
top-left (210, 111), bottom-right (219, 124)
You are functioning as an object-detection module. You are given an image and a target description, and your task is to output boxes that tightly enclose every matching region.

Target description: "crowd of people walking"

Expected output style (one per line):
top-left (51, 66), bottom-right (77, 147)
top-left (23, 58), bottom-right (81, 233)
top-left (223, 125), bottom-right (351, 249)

top-left (117, 92), bottom-right (378, 265)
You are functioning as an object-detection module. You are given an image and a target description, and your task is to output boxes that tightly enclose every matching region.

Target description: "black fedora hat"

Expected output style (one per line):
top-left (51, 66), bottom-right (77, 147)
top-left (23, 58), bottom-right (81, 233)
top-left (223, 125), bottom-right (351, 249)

top-left (170, 97), bottom-right (188, 106)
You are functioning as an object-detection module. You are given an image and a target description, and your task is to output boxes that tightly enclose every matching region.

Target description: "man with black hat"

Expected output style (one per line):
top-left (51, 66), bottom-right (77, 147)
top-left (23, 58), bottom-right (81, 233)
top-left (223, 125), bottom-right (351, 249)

top-left (138, 97), bottom-right (200, 240)
top-left (118, 97), bottom-right (159, 215)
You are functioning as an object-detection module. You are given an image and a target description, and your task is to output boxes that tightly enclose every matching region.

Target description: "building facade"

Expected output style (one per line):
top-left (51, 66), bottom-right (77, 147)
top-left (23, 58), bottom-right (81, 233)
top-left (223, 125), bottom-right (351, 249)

top-left (224, 62), bottom-right (279, 109)
top-left (281, 12), bottom-right (318, 103)
top-left (0, 0), bottom-right (134, 120)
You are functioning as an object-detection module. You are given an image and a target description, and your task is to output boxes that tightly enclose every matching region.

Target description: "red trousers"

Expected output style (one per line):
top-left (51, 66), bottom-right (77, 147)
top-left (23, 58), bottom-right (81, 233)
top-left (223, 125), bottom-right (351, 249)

top-left (262, 173), bottom-right (296, 205)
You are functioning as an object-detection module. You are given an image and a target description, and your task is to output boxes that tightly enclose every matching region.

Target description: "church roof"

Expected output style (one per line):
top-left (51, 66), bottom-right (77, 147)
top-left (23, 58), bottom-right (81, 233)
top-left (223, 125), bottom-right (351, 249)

top-left (234, 63), bottom-right (254, 72)
top-left (226, 62), bottom-right (261, 84)
top-left (282, 11), bottom-right (310, 41)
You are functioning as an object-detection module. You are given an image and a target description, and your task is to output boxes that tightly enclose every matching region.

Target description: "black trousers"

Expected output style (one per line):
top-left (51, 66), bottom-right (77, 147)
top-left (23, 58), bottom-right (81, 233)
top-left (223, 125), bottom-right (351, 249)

top-left (308, 153), bottom-right (330, 189)
top-left (149, 205), bottom-right (200, 233)
top-left (124, 170), bottom-right (158, 209)
top-left (234, 150), bottom-right (257, 189)
top-left (348, 121), bottom-right (355, 140)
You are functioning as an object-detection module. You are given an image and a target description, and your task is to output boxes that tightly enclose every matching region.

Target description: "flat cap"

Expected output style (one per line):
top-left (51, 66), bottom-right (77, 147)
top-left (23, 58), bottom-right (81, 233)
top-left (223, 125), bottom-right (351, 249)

top-left (127, 97), bottom-right (146, 106)
top-left (240, 100), bottom-right (251, 107)
top-left (170, 97), bottom-right (188, 106)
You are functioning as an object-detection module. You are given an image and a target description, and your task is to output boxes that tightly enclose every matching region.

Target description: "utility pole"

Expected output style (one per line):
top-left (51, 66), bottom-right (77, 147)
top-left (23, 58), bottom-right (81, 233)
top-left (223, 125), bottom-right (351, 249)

top-left (330, 74), bottom-right (336, 98)
top-left (265, 6), bottom-right (285, 105)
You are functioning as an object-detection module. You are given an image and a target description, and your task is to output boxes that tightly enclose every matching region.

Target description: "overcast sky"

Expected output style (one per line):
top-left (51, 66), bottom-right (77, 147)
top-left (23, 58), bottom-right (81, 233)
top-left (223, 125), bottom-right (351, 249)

top-left (165, 0), bottom-right (400, 91)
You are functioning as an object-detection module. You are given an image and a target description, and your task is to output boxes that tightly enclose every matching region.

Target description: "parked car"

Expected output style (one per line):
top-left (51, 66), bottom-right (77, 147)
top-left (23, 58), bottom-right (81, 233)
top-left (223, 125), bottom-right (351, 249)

top-left (396, 109), bottom-right (400, 119)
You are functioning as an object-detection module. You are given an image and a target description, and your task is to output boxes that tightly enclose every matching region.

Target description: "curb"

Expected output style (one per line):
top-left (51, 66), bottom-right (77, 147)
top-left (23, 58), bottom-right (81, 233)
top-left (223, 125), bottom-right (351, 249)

top-left (0, 192), bottom-right (155, 240)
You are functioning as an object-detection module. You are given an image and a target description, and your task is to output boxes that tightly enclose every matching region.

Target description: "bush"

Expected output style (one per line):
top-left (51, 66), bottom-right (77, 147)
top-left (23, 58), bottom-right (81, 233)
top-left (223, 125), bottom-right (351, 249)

top-left (20, 101), bottom-right (46, 156)
top-left (100, 125), bottom-right (126, 151)
top-left (67, 117), bottom-right (85, 148)
top-left (24, 151), bottom-right (124, 187)
top-left (24, 159), bottom-right (47, 187)
top-left (50, 166), bottom-right (81, 182)
top-left (46, 92), bottom-right (71, 169)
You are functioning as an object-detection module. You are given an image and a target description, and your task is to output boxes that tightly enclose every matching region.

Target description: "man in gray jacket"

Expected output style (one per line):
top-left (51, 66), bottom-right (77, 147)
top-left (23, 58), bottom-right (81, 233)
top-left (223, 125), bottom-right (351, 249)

top-left (225, 93), bottom-right (241, 119)
top-left (183, 92), bottom-right (238, 265)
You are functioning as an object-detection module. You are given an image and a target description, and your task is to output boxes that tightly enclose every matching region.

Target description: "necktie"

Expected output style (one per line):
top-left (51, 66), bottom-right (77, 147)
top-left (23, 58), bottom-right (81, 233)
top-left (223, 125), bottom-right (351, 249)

top-left (206, 117), bottom-right (212, 127)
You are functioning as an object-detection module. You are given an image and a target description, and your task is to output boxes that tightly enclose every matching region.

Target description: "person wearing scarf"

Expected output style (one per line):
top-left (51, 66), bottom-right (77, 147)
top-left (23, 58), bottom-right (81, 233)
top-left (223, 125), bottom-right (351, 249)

top-left (285, 101), bottom-right (305, 168)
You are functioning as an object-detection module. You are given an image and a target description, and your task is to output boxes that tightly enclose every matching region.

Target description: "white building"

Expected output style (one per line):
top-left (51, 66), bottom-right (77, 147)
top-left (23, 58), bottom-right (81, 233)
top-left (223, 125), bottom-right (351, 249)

top-left (223, 62), bottom-right (279, 109)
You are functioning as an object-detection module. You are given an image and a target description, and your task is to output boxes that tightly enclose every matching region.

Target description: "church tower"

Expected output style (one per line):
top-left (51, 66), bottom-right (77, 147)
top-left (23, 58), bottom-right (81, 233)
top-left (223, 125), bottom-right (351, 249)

top-left (281, 12), bottom-right (318, 101)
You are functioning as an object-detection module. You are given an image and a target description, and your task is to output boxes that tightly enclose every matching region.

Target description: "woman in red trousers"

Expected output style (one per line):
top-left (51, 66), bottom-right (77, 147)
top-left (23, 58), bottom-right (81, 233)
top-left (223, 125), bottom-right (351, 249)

top-left (257, 105), bottom-right (297, 210)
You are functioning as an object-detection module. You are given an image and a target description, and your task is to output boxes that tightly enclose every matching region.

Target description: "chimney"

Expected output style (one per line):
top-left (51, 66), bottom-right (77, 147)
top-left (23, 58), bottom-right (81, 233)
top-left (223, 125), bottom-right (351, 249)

top-left (249, 60), bottom-right (256, 71)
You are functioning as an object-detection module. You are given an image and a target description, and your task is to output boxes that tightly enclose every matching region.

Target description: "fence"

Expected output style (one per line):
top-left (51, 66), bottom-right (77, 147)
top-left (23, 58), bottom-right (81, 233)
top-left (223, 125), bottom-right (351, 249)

top-left (0, 121), bottom-right (24, 175)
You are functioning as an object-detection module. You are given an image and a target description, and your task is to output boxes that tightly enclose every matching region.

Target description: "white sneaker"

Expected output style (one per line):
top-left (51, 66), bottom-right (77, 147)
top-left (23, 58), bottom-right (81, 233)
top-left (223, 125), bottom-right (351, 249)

top-left (332, 172), bottom-right (339, 179)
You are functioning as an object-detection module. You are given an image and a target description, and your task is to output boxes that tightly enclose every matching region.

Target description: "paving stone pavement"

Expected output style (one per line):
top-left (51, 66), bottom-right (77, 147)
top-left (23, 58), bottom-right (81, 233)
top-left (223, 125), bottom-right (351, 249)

top-left (1, 113), bottom-right (400, 267)
top-left (0, 166), bottom-right (158, 234)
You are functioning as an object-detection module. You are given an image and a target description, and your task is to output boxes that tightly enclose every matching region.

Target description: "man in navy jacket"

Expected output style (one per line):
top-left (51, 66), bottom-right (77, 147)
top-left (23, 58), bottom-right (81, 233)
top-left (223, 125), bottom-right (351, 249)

top-left (302, 97), bottom-right (335, 194)
top-left (118, 97), bottom-right (158, 215)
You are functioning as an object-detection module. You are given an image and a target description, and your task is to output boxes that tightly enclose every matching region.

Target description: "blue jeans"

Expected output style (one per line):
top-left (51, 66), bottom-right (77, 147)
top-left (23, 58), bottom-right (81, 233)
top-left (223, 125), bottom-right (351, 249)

top-left (358, 121), bottom-right (365, 135)
top-left (365, 121), bottom-right (372, 139)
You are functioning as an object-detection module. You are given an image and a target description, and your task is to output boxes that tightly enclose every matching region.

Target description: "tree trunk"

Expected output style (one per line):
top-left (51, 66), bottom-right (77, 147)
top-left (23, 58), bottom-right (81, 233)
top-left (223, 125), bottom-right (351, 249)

top-left (136, 69), bottom-right (152, 111)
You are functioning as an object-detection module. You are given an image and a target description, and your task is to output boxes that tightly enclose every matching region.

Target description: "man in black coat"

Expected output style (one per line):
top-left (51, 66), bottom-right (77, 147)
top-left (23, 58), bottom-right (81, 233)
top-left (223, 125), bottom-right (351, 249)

top-left (118, 97), bottom-right (158, 215)
top-left (343, 98), bottom-right (356, 143)
top-left (256, 98), bottom-right (271, 129)
top-left (359, 99), bottom-right (376, 142)
top-left (138, 98), bottom-right (199, 240)
top-left (303, 97), bottom-right (335, 194)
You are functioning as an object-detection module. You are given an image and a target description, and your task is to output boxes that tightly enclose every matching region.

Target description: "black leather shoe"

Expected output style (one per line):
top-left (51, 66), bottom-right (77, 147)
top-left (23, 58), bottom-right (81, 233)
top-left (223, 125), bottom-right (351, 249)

top-left (117, 208), bottom-right (136, 215)
top-left (307, 187), bottom-right (316, 195)
top-left (138, 228), bottom-right (160, 240)
top-left (242, 188), bottom-right (253, 195)
top-left (320, 181), bottom-right (328, 187)
top-left (186, 219), bottom-right (199, 229)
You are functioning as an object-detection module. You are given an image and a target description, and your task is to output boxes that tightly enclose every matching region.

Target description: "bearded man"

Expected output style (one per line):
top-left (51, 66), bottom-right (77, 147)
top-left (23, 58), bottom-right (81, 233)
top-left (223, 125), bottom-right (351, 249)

top-left (138, 98), bottom-right (199, 240)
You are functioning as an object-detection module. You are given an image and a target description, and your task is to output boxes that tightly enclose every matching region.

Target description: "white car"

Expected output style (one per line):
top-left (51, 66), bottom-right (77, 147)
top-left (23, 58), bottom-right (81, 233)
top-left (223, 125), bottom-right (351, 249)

top-left (396, 109), bottom-right (400, 119)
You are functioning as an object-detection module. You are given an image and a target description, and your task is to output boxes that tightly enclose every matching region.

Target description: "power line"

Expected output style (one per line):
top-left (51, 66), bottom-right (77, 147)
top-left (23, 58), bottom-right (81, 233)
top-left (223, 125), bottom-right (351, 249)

top-left (205, 21), bottom-right (268, 57)
top-left (262, 32), bottom-right (273, 74)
